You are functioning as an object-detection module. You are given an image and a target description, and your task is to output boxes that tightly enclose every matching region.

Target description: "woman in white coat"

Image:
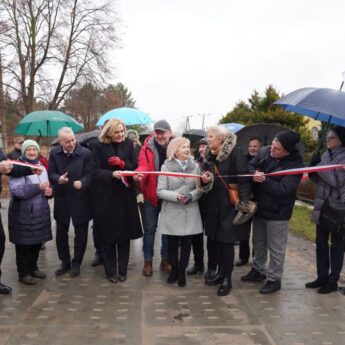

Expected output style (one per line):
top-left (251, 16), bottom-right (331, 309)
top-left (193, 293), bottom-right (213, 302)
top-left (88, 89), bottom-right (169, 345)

top-left (157, 137), bottom-right (205, 287)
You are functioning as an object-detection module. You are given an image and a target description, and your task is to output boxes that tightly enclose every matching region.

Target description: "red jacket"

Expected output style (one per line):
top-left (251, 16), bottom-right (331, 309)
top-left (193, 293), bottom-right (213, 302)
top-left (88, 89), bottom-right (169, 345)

top-left (136, 134), bottom-right (159, 207)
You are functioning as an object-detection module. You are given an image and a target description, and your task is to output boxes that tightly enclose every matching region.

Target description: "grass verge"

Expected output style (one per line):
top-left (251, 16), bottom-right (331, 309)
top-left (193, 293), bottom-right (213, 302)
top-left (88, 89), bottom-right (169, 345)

top-left (289, 204), bottom-right (315, 242)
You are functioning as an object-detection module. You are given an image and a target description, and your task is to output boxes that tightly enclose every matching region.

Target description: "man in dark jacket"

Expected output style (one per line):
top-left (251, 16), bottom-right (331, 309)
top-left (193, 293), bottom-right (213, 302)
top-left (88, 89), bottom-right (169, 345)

top-left (48, 127), bottom-right (93, 278)
top-left (241, 131), bottom-right (303, 294)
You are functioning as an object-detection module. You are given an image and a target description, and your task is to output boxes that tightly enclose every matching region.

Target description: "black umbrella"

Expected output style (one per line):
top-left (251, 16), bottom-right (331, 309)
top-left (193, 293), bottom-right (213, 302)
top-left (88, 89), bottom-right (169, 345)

top-left (236, 123), bottom-right (305, 157)
top-left (50, 129), bottom-right (101, 148)
top-left (182, 129), bottom-right (207, 149)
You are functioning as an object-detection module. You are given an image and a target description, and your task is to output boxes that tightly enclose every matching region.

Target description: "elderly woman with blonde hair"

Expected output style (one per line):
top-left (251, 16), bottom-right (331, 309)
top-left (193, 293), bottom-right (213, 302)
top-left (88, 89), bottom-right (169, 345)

top-left (157, 137), bottom-right (211, 287)
top-left (92, 119), bottom-right (142, 283)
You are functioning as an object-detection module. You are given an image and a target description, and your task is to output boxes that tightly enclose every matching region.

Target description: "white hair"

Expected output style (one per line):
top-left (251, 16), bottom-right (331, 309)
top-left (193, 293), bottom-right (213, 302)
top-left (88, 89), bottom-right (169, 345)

top-left (58, 127), bottom-right (74, 138)
top-left (207, 125), bottom-right (231, 143)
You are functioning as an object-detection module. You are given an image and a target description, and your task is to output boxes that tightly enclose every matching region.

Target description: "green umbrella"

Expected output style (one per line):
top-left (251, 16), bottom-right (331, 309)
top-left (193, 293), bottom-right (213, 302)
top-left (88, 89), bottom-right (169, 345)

top-left (15, 110), bottom-right (84, 137)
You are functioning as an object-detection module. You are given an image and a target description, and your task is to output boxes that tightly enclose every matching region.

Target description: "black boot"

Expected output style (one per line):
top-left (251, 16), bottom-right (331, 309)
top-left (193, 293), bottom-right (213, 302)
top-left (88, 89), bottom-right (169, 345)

top-left (178, 268), bottom-right (186, 287)
top-left (205, 269), bottom-right (224, 286)
top-left (317, 282), bottom-right (338, 294)
top-left (217, 277), bottom-right (232, 296)
top-left (305, 278), bottom-right (328, 289)
top-left (204, 268), bottom-right (217, 281)
top-left (167, 266), bottom-right (178, 284)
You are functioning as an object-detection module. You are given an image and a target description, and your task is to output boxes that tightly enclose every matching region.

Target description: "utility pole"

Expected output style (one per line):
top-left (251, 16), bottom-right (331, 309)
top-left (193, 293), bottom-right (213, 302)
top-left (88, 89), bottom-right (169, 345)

top-left (0, 52), bottom-right (7, 152)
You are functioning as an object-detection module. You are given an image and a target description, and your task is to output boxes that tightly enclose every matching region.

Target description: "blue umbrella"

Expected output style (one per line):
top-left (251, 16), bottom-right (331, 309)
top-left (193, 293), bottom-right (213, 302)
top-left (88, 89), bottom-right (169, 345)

top-left (274, 87), bottom-right (345, 127)
top-left (96, 107), bottom-right (154, 126)
top-left (222, 123), bottom-right (245, 133)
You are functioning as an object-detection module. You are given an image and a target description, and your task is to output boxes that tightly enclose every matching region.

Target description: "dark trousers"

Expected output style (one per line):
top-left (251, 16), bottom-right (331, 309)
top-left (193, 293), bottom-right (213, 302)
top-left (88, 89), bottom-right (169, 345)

top-left (56, 221), bottom-right (88, 267)
top-left (316, 224), bottom-right (345, 284)
top-left (218, 242), bottom-right (235, 278)
top-left (0, 214), bottom-right (5, 277)
top-left (102, 240), bottom-right (130, 277)
top-left (15, 244), bottom-right (42, 278)
top-left (239, 239), bottom-right (250, 261)
top-left (191, 233), bottom-right (204, 268)
top-left (167, 235), bottom-right (192, 269)
top-left (207, 237), bottom-right (219, 270)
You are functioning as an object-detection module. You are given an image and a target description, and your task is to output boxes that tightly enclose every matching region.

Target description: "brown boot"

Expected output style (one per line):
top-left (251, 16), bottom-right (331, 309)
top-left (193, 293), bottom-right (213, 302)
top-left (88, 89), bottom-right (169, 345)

top-left (160, 258), bottom-right (171, 274)
top-left (143, 261), bottom-right (153, 277)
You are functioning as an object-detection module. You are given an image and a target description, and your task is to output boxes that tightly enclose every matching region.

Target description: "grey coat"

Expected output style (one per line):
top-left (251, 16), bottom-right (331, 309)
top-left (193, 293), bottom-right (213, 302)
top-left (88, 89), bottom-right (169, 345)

top-left (8, 167), bottom-right (52, 245)
top-left (157, 158), bottom-right (203, 236)
top-left (311, 147), bottom-right (345, 224)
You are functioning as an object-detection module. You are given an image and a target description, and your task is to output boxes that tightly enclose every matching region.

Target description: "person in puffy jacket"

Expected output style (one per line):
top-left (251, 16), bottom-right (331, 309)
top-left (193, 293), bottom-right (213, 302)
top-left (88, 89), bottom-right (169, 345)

top-left (8, 140), bottom-right (52, 285)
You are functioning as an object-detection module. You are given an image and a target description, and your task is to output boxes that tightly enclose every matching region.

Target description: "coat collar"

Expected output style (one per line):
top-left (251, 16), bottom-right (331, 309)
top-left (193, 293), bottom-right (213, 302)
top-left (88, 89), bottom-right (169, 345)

top-left (56, 143), bottom-right (83, 156)
top-left (203, 131), bottom-right (237, 164)
top-left (163, 157), bottom-right (196, 173)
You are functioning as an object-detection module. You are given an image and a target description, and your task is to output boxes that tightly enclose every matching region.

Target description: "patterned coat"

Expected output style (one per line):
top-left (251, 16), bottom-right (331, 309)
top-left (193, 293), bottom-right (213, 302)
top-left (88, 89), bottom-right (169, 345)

top-left (311, 147), bottom-right (345, 224)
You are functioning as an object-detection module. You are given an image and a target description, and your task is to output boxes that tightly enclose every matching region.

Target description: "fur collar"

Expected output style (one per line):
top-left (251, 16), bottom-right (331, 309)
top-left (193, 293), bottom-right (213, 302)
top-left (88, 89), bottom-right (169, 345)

top-left (203, 132), bottom-right (237, 163)
top-left (163, 157), bottom-right (196, 173)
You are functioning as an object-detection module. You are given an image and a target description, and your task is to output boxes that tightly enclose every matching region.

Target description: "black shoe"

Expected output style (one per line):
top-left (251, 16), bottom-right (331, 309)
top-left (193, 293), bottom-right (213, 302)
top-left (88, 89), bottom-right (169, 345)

top-left (70, 265), bottom-right (80, 278)
top-left (241, 268), bottom-right (266, 282)
top-left (107, 276), bottom-right (118, 284)
top-left (260, 280), bottom-right (281, 294)
top-left (305, 278), bottom-right (328, 289)
top-left (91, 255), bottom-right (103, 267)
top-left (205, 272), bottom-right (224, 286)
top-left (235, 258), bottom-right (249, 267)
top-left (317, 282), bottom-right (338, 294)
top-left (55, 264), bottom-right (71, 276)
top-left (118, 275), bottom-right (127, 282)
top-left (217, 278), bottom-right (232, 296)
top-left (167, 266), bottom-right (178, 284)
top-left (178, 268), bottom-right (186, 287)
top-left (31, 270), bottom-right (46, 279)
top-left (0, 282), bottom-right (12, 294)
top-left (187, 265), bottom-right (204, 276)
top-left (204, 269), bottom-right (217, 281)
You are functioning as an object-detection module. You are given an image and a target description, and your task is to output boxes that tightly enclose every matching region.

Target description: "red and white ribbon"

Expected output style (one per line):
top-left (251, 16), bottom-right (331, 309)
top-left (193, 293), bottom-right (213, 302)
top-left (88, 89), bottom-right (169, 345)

top-left (9, 160), bottom-right (43, 170)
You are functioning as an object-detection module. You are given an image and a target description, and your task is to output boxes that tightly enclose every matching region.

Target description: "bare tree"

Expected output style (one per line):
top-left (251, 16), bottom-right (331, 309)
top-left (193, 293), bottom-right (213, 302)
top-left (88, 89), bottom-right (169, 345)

top-left (0, 0), bottom-right (119, 115)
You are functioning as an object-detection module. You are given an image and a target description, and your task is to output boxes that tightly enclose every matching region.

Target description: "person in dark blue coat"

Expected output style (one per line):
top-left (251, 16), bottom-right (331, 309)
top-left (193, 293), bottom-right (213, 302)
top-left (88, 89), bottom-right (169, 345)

top-left (48, 127), bottom-right (93, 278)
top-left (9, 140), bottom-right (52, 285)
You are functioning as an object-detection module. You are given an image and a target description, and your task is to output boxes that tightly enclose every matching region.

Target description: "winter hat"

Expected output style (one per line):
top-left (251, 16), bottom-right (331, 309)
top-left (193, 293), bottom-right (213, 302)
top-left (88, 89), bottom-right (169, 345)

top-left (198, 137), bottom-right (208, 146)
top-left (275, 131), bottom-right (300, 153)
top-left (21, 139), bottom-right (40, 155)
top-left (332, 126), bottom-right (345, 146)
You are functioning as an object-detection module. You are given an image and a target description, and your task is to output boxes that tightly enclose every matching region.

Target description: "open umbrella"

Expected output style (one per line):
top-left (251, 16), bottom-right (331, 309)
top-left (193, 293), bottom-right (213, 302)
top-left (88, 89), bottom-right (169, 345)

top-left (15, 110), bottom-right (84, 137)
top-left (182, 129), bottom-right (207, 149)
top-left (222, 123), bottom-right (245, 133)
top-left (236, 123), bottom-right (305, 156)
top-left (96, 107), bottom-right (154, 126)
top-left (274, 87), bottom-right (345, 127)
top-left (51, 129), bottom-right (101, 148)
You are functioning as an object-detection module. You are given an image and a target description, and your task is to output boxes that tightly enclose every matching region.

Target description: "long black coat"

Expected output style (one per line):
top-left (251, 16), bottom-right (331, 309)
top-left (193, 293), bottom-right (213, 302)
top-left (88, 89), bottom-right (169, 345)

top-left (92, 139), bottom-right (142, 246)
top-left (48, 144), bottom-right (93, 226)
top-left (202, 133), bottom-right (252, 243)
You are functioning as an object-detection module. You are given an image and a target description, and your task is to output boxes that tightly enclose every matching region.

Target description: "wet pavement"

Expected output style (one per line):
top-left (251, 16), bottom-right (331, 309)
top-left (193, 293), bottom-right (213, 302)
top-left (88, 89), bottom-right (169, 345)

top-left (1, 198), bottom-right (345, 345)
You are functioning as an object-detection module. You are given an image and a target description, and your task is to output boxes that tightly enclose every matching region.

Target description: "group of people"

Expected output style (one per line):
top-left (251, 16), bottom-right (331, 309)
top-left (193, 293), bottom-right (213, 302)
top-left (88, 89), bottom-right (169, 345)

top-left (0, 119), bottom-right (344, 298)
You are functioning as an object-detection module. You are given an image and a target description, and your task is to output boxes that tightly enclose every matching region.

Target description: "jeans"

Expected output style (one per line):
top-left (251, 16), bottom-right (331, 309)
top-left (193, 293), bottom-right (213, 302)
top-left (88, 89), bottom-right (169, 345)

top-left (142, 201), bottom-right (168, 261)
top-left (316, 224), bottom-right (344, 284)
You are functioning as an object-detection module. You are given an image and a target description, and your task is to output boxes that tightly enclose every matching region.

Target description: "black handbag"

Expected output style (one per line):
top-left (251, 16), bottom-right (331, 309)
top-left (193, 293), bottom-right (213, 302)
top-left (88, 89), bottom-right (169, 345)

top-left (319, 174), bottom-right (345, 239)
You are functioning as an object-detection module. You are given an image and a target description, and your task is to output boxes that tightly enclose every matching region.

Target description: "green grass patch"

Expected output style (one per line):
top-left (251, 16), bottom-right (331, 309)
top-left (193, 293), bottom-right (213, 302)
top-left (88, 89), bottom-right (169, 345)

top-left (288, 204), bottom-right (316, 242)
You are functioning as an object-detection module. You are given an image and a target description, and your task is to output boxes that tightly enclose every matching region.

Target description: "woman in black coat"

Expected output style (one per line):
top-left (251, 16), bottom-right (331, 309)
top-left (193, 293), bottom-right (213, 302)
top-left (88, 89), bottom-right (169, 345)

top-left (92, 119), bottom-right (142, 283)
top-left (201, 126), bottom-right (252, 296)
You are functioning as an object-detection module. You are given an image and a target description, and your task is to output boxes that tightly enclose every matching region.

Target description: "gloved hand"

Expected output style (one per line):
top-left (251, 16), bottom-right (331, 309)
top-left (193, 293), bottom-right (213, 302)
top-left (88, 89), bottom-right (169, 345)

top-left (108, 156), bottom-right (125, 169)
top-left (309, 153), bottom-right (321, 166)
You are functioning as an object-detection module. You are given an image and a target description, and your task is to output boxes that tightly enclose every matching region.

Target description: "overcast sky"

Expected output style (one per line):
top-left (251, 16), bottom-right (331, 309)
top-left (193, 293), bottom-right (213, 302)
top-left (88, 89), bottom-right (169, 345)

top-left (112, 0), bottom-right (345, 131)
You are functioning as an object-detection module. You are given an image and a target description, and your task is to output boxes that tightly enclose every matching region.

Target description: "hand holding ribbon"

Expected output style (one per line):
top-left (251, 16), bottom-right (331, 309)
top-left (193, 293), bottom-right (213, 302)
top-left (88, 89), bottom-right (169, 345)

top-left (108, 156), bottom-right (125, 169)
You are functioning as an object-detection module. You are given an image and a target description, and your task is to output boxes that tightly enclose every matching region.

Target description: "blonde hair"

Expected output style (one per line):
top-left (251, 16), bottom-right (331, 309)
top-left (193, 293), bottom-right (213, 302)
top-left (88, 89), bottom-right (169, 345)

top-left (167, 137), bottom-right (190, 160)
top-left (207, 125), bottom-right (231, 143)
top-left (99, 119), bottom-right (127, 144)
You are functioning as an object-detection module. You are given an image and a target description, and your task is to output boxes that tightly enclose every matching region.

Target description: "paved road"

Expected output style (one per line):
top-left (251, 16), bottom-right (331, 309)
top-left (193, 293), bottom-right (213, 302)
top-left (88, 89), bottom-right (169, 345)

top-left (1, 198), bottom-right (345, 345)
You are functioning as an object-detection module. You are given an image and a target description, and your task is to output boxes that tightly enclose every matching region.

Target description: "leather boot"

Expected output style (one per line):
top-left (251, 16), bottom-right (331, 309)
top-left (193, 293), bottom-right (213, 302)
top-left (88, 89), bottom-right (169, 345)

top-left (178, 268), bottom-right (186, 287)
top-left (160, 258), bottom-right (171, 274)
top-left (143, 261), bottom-right (153, 276)
top-left (167, 266), bottom-right (178, 284)
top-left (217, 277), bottom-right (232, 296)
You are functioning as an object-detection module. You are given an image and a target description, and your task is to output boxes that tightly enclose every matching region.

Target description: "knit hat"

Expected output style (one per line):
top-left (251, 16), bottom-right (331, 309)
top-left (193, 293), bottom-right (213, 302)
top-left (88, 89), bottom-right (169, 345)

top-left (21, 139), bottom-right (40, 155)
top-left (198, 137), bottom-right (208, 146)
top-left (275, 131), bottom-right (300, 153)
top-left (332, 126), bottom-right (345, 146)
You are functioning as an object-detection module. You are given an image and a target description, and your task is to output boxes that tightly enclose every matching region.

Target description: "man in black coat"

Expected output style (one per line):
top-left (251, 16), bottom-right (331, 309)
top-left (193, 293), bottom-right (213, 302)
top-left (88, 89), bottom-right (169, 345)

top-left (48, 127), bottom-right (93, 278)
top-left (241, 131), bottom-right (303, 294)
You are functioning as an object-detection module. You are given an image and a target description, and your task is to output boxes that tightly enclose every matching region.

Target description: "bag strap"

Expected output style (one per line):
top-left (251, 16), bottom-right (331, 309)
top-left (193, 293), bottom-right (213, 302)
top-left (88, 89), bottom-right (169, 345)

top-left (214, 164), bottom-right (230, 191)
